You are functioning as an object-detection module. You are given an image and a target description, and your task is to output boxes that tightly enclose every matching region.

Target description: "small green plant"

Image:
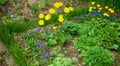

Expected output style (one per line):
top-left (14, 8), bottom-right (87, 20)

top-left (0, 56), bottom-right (3, 61)
top-left (81, 46), bottom-right (114, 66)
top-left (29, 5), bottom-right (38, 14)
top-left (48, 54), bottom-right (78, 66)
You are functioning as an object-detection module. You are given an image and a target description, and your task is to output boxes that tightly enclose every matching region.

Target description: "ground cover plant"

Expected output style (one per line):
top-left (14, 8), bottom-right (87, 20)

top-left (0, 0), bottom-right (120, 66)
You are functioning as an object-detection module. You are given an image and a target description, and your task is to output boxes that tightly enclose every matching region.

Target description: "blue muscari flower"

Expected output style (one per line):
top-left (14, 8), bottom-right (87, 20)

top-left (34, 29), bottom-right (37, 33)
top-left (75, 16), bottom-right (79, 20)
top-left (37, 27), bottom-right (41, 32)
top-left (28, 31), bottom-right (32, 34)
top-left (45, 51), bottom-right (49, 58)
top-left (39, 40), bottom-right (44, 49)
top-left (49, 51), bottom-right (52, 57)
top-left (92, 10), bottom-right (100, 16)
top-left (83, 13), bottom-right (87, 17)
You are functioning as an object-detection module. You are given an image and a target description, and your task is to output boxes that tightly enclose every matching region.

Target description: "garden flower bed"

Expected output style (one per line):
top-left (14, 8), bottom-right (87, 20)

top-left (0, 0), bottom-right (120, 66)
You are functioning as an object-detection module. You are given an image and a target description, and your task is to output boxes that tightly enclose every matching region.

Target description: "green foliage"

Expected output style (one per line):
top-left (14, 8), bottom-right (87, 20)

top-left (74, 18), bottom-right (120, 50)
top-left (0, 17), bottom-right (38, 66)
top-left (0, 0), bottom-right (8, 5)
top-left (81, 46), bottom-right (114, 66)
top-left (48, 54), bottom-right (78, 66)
top-left (44, 24), bottom-right (72, 47)
top-left (29, 5), bottom-right (38, 14)
top-left (59, 21), bottom-right (80, 35)
top-left (0, 56), bottom-right (3, 61)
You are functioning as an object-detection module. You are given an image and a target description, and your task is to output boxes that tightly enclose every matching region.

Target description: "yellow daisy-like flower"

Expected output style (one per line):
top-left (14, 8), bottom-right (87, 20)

top-left (54, 2), bottom-right (63, 8)
top-left (53, 26), bottom-right (58, 30)
top-left (58, 15), bottom-right (64, 23)
top-left (89, 8), bottom-right (92, 12)
top-left (93, 7), bottom-right (96, 9)
top-left (103, 13), bottom-right (109, 17)
top-left (110, 10), bottom-right (114, 13)
top-left (69, 7), bottom-right (74, 11)
top-left (91, 2), bottom-right (95, 5)
top-left (58, 17), bottom-right (64, 23)
top-left (39, 14), bottom-right (44, 19)
top-left (49, 8), bottom-right (55, 14)
top-left (97, 4), bottom-right (100, 7)
top-left (59, 14), bottom-right (63, 18)
top-left (89, 7), bottom-right (93, 9)
top-left (105, 6), bottom-right (109, 9)
top-left (98, 10), bottom-right (101, 12)
top-left (59, 2), bottom-right (63, 6)
top-left (98, 7), bottom-right (102, 10)
top-left (45, 14), bottom-right (51, 21)
top-left (108, 8), bottom-right (112, 11)
top-left (64, 7), bottom-right (70, 13)
top-left (38, 20), bottom-right (44, 26)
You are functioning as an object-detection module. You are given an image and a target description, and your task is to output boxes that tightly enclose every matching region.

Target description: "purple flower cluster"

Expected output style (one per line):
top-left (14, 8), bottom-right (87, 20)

top-left (44, 51), bottom-right (52, 58)
top-left (39, 40), bottom-right (44, 49)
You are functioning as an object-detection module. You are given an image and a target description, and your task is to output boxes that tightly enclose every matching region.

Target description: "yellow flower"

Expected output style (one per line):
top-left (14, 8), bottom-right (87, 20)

top-left (89, 9), bottom-right (92, 12)
top-left (59, 14), bottom-right (63, 18)
top-left (69, 7), bottom-right (74, 11)
top-left (38, 20), bottom-right (44, 25)
top-left (64, 7), bottom-right (70, 13)
top-left (93, 7), bottom-right (96, 9)
top-left (91, 2), bottom-right (95, 5)
top-left (110, 10), bottom-right (114, 13)
top-left (58, 15), bottom-right (64, 22)
top-left (39, 14), bottom-right (44, 19)
top-left (89, 7), bottom-right (93, 9)
top-left (45, 14), bottom-right (51, 21)
top-left (53, 26), bottom-right (58, 30)
top-left (54, 2), bottom-right (63, 8)
top-left (97, 4), bottom-right (100, 7)
top-left (105, 6), bottom-right (109, 9)
top-left (58, 17), bottom-right (64, 23)
top-left (108, 8), bottom-right (112, 11)
top-left (49, 8), bottom-right (55, 14)
top-left (59, 2), bottom-right (63, 6)
top-left (98, 7), bottom-right (102, 10)
top-left (103, 13), bottom-right (109, 17)
top-left (98, 10), bottom-right (101, 12)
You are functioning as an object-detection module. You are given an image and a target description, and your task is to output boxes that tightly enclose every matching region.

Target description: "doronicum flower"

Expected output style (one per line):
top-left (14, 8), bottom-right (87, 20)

top-left (64, 7), bottom-right (70, 13)
top-left (98, 7), bottom-right (102, 10)
top-left (39, 14), bottom-right (44, 19)
top-left (45, 14), bottom-right (51, 21)
top-left (58, 17), bottom-right (64, 23)
top-left (38, 20), bottom-right (44, 25)
top-left (93, 7), bottom-right (96, 9)
top-left (97, 4), bottom-right (100, 7)
top-left (69, 7), bottom-right (74, 11)
top-left (105, 6), bottom-right (109, 9)
top-left (110, 10), bottom-right (114, 13)
top-left (103, 13), bottom-right (109, 17)
top-left (49, 8), bottom-right (55, 14)
top-left (91, 2), bottom-right (95, 5)
top-left (54, 2), bottom-right (63, 8)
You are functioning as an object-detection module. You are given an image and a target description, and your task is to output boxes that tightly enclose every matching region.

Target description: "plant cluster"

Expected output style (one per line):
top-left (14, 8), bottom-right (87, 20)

top-left (48, 54), bottom-right (78, 66)
top-left (22, 29), bottom-right (53, 66)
